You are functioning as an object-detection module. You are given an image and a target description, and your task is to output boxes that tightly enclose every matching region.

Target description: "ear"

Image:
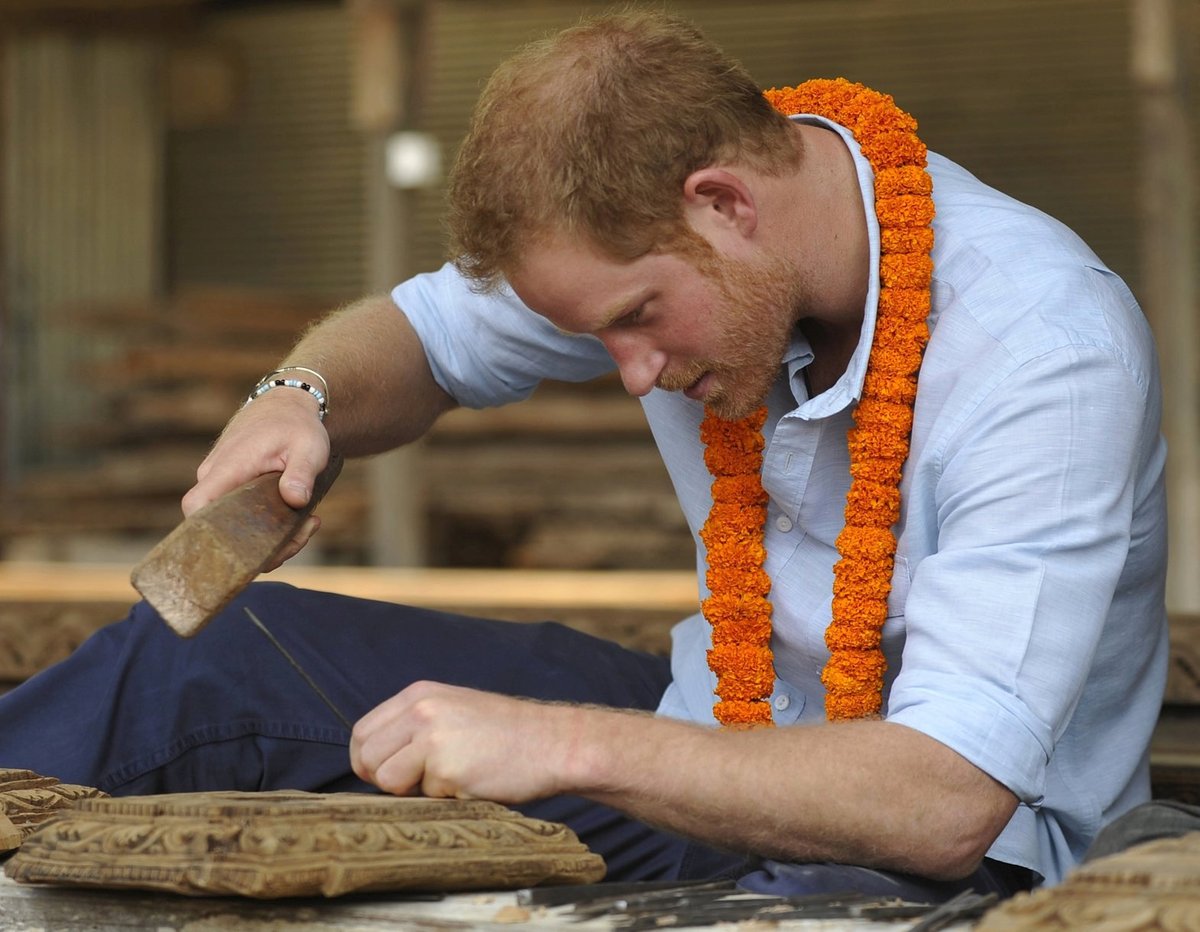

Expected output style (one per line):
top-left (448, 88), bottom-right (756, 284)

top-left (682, 168), bottom-right (759, 241)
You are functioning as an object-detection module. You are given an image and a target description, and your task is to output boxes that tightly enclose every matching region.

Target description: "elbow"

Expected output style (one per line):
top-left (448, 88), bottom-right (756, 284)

top-left (907, 792), bottom-right (1019, 881)
top-left (913, 834), bottom-right (998, 882)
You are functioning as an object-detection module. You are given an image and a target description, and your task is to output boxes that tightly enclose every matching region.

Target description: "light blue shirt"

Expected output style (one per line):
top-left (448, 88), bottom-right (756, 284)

top-left (392, 116), bottom-right (1169, 886)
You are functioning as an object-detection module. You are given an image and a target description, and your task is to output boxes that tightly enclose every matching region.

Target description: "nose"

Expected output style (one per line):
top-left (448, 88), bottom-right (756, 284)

top-left (601, 333), bottom-right (667, 397)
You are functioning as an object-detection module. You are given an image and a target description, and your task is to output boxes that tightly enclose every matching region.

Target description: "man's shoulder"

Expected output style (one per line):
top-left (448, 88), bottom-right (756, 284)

top-left (925, 152), bottom-right (1105, 275)
top-left (923, 154), bottom-right (1151, 370)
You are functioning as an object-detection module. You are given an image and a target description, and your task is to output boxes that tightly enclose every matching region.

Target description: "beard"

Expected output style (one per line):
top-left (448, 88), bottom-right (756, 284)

top-left (657, 249), bottom-right (810, 420)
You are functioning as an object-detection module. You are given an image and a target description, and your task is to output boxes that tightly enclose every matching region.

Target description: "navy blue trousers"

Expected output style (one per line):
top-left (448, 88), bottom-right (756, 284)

top-left (0, 582), bottom-right (1031, 900)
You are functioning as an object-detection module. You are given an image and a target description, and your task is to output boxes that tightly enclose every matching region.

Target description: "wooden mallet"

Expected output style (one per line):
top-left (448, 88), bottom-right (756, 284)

top-left (130, 456), bottom-right (343, 637)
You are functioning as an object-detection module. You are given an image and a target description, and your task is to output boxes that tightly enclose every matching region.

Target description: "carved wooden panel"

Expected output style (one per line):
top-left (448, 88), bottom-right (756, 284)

top-left (0, 769), bottom-right (107, 854)
top-left (5, 791), bottom-right (605, 898)
top-left (976, 831), bottom-right (1200, 929)
top-left (0, 603), bottom-right (120, 682)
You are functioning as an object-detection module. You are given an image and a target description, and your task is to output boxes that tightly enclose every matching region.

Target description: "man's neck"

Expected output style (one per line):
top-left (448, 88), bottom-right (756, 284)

top-left (799, 317), bottom-right (861, 397)
top-left (774, 122), bottom-right (870, 397)
top-left (779, 123), bottom-right (870, 336)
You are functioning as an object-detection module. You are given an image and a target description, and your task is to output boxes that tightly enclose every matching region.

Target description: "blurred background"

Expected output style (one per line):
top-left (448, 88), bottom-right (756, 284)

top-left (0, 0), bottom-right (1195, 607)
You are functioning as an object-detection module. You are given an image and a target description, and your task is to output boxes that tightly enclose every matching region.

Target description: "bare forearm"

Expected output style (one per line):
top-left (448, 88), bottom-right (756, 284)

top-left (184, 293), bottom-right (454, 522)
top-left (280, 294), bottom-right (455, 456)
top-left (564, 709), bottom-right (1017, 879)
top-left (350, 682), bottom-right (1018, 880)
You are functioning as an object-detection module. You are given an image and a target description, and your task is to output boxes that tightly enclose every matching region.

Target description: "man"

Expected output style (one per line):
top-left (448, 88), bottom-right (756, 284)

top-left (0, 9), bottom-right (1167, 901)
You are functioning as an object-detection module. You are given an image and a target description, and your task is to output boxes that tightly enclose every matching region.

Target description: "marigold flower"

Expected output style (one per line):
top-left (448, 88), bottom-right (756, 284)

top-left (874, 165), bottom-right (933, 198)
top-left (849, 458), bottom-right (904, 485)
top-left (848, 427), bottom-right (911, 462)
top-left (881, 228), bottom-right (935, 257)
top-left (709, 642), bottom-right (777, 701)
top-left (825, 623), bottom-right (885, 651)
top-left (835, 526), bottom-right (897, 561)
top-left (706, 564), bottom-right (771, 596)
top-left (831, 567), bottom-right (894, 601)
top-left (704, 445), bottom-right (764, 477)
top-left (880, 254), bottom-right (933, 289)
top-left (877, 289), bottom-right (931, 322)
top-left (877, 196), bottom-right (936, 230)
top-left (860, 132), bottom-right (927, 169)
top-left (832, 556), bottom-right (896, 588)
top-left (853, 398), bottom-right (914, 434)
top-left (861, 370), bottom-right (918, 404)
top-left (704, 540), bottom-right (768, 570)
top-left (844, 481), bottom-right (902, 526)
top-left (714, 699), bottom-right (775, 727)
top-left (824, 692), bottom-right (883, 720)
top-left (822, 647), bottom-right (887, 682)
top-left (831, 595), bottom-right (890, 628)
top-left (709, 614), bottom-right (772, 647)
top-left (711, 474), bottom-right (770, 506)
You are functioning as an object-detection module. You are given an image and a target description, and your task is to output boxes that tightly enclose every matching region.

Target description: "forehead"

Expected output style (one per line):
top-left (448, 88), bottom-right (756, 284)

top-left (508, 235), bottom-right (660, 328)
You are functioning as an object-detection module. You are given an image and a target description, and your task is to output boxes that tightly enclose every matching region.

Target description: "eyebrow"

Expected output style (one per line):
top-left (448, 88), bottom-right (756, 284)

top-left (593, 292), bottom-right (647, 332)
top-left (539, 287), bottom-right (648, 338)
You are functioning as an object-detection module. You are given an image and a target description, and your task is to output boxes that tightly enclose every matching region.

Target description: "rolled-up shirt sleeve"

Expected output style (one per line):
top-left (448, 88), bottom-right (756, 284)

top-left (392, 263), bottom-right (616, 408)
top-left (887, 328), bottom-right (1158, 808)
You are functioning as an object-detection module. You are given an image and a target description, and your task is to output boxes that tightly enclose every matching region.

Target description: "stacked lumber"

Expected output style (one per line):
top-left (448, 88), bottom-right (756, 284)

top-left (0, 288), bottom-right (372, 559)
top-left (0, 291), bottom-right (691, 570)
top-left (426, 388), bottom-right (692, 569)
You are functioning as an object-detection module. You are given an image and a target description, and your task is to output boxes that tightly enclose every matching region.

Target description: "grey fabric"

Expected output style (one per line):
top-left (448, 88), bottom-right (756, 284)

top-left (1083, 800), bottom-right (1200, 862)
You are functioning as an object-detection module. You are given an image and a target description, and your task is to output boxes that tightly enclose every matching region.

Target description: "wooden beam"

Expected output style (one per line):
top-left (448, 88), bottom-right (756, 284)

top-left (349, 0), bottom-right (432, 566)
top-left (0, 562), bottom-right (699, 613)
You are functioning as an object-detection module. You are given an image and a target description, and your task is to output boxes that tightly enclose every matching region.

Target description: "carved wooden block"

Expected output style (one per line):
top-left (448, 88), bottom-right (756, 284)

top-left (0, 768), bottom-right (107, 854)
top-left (5, 790), bottom-right (605, 898)
top-left (976, 831), bottom-right (1200, 929)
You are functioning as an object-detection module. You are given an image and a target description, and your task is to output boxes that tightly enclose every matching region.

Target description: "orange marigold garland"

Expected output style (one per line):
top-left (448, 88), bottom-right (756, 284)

top-left (700, 407), bottom-right (774, 726)
top-left (701, 78), bottom-right (934, 725)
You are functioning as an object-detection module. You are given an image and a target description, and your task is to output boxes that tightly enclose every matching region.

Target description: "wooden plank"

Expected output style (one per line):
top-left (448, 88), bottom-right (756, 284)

top-left (0, 563), bottom-right (699, 613)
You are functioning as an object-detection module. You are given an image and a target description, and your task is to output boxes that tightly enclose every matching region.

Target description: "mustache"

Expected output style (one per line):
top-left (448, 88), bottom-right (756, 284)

top-left (655, 363), bottom-right (710, 393)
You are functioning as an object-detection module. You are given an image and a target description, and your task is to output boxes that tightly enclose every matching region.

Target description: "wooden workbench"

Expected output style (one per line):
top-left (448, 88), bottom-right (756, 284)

top-left (0, 871), bottom-right (971, 931)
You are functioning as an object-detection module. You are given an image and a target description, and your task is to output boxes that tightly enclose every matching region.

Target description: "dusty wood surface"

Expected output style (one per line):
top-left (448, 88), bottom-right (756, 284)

top-left (0, 871), bottom-right (955, 931)
top-left (976, 831), bottom-right (1200, 930)
top-left (6, 792), bottom-right (603, 898)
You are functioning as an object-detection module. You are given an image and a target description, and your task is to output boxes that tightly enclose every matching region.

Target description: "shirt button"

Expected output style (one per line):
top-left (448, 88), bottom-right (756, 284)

top-left (775, 515), bottom-right (793, 533)
top-left (773, 694), bottom-right (791, 711)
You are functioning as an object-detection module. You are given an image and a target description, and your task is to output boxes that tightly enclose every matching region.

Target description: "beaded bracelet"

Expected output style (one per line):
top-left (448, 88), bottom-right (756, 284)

top-left (268, 366), bottom-right (329, 400)
top-left (245, 368), bottom-right (329, 422)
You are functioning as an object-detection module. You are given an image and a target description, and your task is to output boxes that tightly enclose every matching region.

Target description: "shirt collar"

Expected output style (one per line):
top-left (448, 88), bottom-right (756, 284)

top-left (779, 114), bottom-right (881, 420)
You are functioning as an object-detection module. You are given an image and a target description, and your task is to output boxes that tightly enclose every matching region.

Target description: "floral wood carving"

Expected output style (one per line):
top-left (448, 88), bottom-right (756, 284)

top-left (0, 768), bottom-right (107, 854)
top-left (975, 832), bottom-right (1200, 930)
top-left (5, 790), bottom-right (605, 897)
